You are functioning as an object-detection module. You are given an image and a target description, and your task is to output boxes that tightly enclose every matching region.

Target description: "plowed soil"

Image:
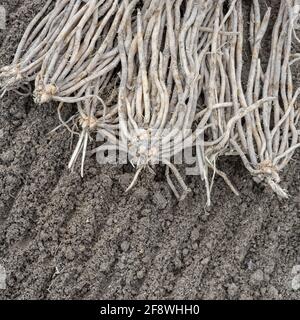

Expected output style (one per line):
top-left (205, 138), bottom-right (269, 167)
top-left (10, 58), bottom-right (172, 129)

top-left (0, 0), bottom-right (299, 300)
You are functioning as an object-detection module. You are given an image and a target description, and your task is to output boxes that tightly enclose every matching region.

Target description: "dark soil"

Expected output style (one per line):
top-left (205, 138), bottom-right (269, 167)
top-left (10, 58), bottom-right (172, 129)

top-left (0, 0), bottom-right (299, 300)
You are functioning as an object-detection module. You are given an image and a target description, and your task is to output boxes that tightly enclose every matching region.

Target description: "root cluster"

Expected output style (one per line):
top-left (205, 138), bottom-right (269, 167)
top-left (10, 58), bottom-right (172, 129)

top-left (1, 0), bottom-right (300, 204)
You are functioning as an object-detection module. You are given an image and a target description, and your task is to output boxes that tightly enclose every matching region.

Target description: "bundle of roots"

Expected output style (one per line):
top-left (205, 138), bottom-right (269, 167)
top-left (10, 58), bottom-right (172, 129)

top-left (1, 0), bottom-right (299, 205)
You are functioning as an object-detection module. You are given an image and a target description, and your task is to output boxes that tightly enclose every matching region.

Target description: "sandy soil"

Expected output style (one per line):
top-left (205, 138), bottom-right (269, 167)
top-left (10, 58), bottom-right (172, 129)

top-left (0, 0), bottom-right (299, 300)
